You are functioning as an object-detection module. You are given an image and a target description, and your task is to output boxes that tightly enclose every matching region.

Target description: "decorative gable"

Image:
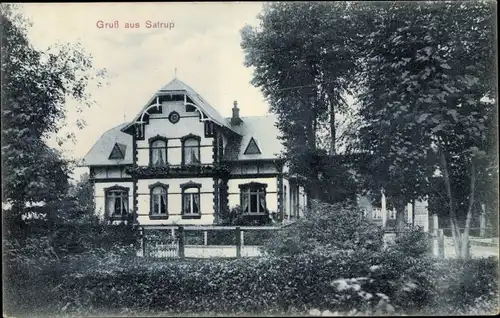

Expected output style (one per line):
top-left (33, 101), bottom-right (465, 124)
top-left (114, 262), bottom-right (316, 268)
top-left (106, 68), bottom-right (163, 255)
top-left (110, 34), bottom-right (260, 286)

top-left (108, 143), bottom-right (127, 160)
top-left (244, 137), bottom-right (261, 155)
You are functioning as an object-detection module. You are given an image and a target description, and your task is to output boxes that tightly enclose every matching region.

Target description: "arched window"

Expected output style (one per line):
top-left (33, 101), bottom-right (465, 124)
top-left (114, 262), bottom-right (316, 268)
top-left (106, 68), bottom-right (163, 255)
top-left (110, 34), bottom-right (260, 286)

top-left (181, 134), bottom-right (201, 166)
top-left (149, 183), bottom-right (168, 219)
top-left (239, 182), bottom-right (267, 215)
top-left (149, 136), bottom-right (168, 167)
top-left (105, 186), bottom-right (129, 218)
top-left (181, 181), bottom-right (201, 219)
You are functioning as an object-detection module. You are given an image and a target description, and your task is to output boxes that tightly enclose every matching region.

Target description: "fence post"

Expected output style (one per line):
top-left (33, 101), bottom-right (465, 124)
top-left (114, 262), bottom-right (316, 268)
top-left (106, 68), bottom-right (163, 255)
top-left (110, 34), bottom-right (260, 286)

top-left (203, 230), bottom-right (208, 246)
top-left (236, 227), bottom-right (241, 258)
top-left (178, 226), bottom-right (185, 258)
top-left (141, 227), bottom-right (146, 257)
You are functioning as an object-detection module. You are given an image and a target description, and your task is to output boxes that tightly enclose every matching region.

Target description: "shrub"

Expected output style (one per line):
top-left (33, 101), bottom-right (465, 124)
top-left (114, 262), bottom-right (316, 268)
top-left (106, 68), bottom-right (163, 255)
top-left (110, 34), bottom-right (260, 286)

top-left (261, 200), bottom-right (385, 256)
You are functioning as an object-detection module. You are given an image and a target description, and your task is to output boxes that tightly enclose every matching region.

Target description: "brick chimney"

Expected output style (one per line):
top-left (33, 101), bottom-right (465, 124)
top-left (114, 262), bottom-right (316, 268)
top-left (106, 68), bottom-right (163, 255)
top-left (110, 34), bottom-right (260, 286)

top-left (231, 100), bottom-right (243, 125)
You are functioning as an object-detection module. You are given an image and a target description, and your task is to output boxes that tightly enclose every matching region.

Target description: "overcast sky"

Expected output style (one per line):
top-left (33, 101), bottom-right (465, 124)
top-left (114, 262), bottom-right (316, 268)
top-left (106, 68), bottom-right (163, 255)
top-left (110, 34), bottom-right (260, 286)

top-left (20, 3), bottom-right (268, 181)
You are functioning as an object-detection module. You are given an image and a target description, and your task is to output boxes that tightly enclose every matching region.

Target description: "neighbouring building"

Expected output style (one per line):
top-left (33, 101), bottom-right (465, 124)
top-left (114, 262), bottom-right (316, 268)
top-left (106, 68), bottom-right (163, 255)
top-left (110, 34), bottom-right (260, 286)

top-left (82, 78), bottom-right (308, 226)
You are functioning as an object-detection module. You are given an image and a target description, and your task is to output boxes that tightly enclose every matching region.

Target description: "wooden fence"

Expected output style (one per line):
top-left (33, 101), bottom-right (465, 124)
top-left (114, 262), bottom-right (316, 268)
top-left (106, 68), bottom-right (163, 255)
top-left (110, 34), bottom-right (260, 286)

top-left (139, 225), bottom-right (281, 259)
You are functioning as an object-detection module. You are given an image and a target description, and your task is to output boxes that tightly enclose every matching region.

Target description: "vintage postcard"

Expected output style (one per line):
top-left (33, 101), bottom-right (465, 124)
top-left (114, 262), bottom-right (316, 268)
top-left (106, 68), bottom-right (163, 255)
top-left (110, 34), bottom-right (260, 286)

top-left (2, 2), bottom-right (498, 317)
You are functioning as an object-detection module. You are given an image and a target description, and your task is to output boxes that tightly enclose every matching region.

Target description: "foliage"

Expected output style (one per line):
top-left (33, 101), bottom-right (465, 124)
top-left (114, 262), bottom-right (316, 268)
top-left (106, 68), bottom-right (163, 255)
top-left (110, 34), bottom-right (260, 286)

top-left (4, 244), bottom-right (497, 317)
top-left (261, 200), bottom-right (384, 256)
top-left (218, 205), bottom-right (274, 226)
top-left (349, 1), bottom-right (497, 253)
top-left (1, 4), bottom-right (106, 238)
top-left (241, 2), bottom-right (361, 201)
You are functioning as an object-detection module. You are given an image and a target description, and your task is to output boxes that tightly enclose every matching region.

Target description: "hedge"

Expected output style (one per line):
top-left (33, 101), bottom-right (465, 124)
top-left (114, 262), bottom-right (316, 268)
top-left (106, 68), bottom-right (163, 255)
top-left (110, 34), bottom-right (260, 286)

top-left (4, 250), bottom-right (498, 317)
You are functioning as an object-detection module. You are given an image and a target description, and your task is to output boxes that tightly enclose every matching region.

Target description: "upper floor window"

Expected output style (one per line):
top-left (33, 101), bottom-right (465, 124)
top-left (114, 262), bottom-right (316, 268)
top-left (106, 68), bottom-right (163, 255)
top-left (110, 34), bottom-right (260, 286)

top-left (181, 134), bottom-right (201, 166)
top-left (105, 186), bottom-right (129, 218)
top-left (149, 183), bottom-right (168, 219)
top-left (239, 182), bottom-right (267, 215)
top-left (181, 181), bottom-right (201, 219)
top-left (149, 136), bottom-right (168, 167)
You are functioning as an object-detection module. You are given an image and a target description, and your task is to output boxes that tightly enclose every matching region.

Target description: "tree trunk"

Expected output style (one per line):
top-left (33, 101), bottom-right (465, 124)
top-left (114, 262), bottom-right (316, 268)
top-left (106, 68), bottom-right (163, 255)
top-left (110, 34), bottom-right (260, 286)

top-left (394, 199), bottom-right (406, 237)
top-left (460, 161), bottom-right (476, 260)
top-left (438, 143), bottom-right (463, 257)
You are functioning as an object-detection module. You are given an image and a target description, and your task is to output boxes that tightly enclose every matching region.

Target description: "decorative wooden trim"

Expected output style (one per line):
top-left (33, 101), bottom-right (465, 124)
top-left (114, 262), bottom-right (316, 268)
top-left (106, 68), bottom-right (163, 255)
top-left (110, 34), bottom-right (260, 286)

top-left (277, 174), bottom-right (284, 222)
top-left (132, 132), bottom-right (138, 165)
top-left (221, 177), bottom-right (229, 217)
top-left (180, 180), bottom-right (202, 190)
top-left (180, 133), bottom-right (202, 143)
top-left (104, 184), bottom-right (130, 192)
top-left (148, 135), bottom-right (168, 167)
top-left (238, 182), bottom-right (268, 190)
top-left (149, 182), bottom-right (169, 219)
top-left (133, 177), bottom-right (138, 225)
top-left (93, 177), bottom-right (134, 183)
top-left (213, 177), bottom-right (219, 223)
top-left (180, 181), bottom-right (202, 219)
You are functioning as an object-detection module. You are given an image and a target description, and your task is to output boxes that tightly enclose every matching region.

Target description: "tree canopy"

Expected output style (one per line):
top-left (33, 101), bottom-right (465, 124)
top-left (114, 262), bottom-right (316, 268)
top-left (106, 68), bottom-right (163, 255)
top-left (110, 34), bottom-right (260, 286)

top-left (1, 4), bottom-right (105, 235)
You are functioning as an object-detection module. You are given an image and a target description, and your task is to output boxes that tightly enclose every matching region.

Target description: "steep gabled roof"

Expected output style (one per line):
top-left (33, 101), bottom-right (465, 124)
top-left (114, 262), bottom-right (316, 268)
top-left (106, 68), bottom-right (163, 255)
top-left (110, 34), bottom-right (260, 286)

top-left (223, 114), bottom-right (284, 161)
top-left (121, 78), bottom-right (238, 134)
top-left (81, 123), bottom-right (133, 166)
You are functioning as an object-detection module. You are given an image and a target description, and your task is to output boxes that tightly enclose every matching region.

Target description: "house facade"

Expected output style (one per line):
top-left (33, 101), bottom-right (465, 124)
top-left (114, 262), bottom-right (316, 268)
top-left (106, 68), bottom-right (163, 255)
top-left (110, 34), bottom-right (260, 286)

top-left (82, 78), bottom-right (307, 226)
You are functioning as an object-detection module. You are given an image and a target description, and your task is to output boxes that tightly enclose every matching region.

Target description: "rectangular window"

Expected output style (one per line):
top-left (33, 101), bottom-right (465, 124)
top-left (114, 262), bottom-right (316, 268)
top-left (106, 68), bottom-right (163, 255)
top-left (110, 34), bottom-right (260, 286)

top-left (150, 139), bottom-right (167, 167)
top-left (241, 187), bottom-right (266, 214)
top-left (183, 138), bottom-right (200, 165)
top-left (106, 190), bottom-right (128, 217)
top-left (151, 187), bottom-right (168, 215)
top-left (183, 192), bottom-right (200, 215)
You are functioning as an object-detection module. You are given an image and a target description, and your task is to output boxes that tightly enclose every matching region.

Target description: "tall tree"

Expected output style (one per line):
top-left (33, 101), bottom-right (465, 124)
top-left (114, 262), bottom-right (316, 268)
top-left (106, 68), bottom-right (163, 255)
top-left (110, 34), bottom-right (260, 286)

top-left (240, 2), bottom-right (359, 202)
top-left (352, 1), bottom-right (497, 255)
top-left (1, 4), bottom-right (105, 236)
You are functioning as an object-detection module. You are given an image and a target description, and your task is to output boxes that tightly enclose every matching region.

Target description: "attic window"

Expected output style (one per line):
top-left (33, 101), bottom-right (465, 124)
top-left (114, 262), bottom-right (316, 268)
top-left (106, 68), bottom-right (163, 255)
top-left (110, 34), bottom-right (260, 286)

top-left (109, 143), bottom-right (126, 160)
top-left (244, 137), bottom-right (261, 155)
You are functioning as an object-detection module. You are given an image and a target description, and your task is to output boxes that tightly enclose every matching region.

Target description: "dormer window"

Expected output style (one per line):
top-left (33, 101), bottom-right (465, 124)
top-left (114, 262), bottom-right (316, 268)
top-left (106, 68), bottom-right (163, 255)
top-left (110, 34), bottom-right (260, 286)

top-left (149, 136), bottom-right (168, 167)
top-left (109, 143), bottom-right (126, 160)
top-left (244, 137), bottom-right (261, 155)
top-left (181, 134), bottom-right (201, 166)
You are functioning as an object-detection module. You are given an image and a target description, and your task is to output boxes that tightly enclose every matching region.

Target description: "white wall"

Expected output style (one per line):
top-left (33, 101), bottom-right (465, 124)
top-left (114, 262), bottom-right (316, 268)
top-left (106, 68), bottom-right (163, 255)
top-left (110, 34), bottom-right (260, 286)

top-left (137, 177), bottom-right (214, 225)
top-left (94, 181), bottom-right (134, 219)
top-left (227, 177), bottom-right (278, 213)
top-left (136, 100), bottom-right (215, 166)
